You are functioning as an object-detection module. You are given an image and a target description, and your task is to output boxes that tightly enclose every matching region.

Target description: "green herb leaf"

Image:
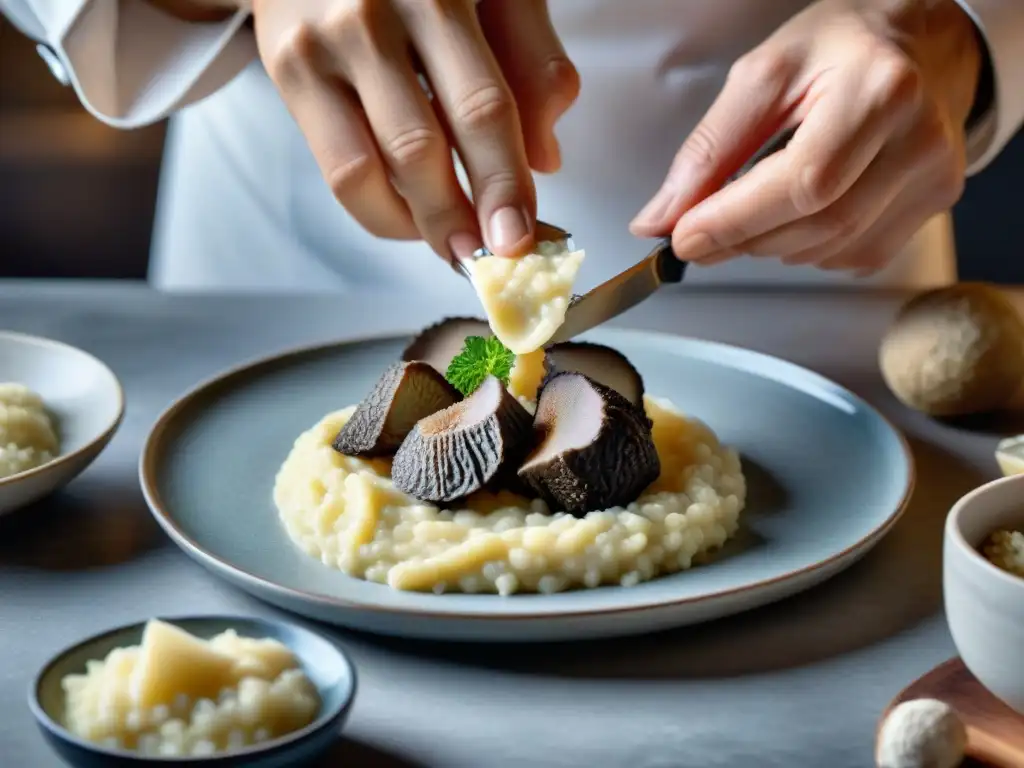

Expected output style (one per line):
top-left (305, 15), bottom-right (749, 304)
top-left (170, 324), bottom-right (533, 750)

top-left (445, 336), bottom-right (515, 396)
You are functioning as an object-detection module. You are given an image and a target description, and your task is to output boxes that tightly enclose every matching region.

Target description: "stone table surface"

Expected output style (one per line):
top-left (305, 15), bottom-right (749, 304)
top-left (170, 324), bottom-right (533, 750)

top-left (1, 279), bottom-right (1016, 768)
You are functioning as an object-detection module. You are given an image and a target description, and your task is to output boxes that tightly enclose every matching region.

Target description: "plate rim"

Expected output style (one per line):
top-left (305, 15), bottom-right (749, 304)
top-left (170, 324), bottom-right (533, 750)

top-left (0, 329), bottom-right (126, 490)
top-left (139, 327), bottom-right (916, 621)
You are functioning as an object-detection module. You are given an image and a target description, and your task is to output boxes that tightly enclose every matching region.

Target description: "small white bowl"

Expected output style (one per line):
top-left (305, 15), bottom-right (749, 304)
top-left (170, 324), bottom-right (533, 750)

top-left (944, 472), bottom-right (1024, 715)
top-left (0, 331), bottom-right (124, 517)
top-left (29, 615), bottom-right (357, 767)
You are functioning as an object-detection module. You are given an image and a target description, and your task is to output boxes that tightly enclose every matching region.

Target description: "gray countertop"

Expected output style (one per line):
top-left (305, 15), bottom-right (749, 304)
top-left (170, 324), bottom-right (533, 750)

top-left (0, 280), bottom-right (1013, 768)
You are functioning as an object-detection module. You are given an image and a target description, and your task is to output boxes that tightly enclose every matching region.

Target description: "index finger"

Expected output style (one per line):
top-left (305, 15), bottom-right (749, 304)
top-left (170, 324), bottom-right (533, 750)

top-left (629, 51), bottom-right (797, 237)
top-left (397, 0), bottom-right (536, 258)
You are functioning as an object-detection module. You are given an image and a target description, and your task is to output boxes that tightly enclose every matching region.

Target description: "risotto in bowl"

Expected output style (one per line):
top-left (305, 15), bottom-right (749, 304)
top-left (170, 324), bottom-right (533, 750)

top-left (0, 331), bottom-right (124, 517)
top-left (274, 317), bottom-right (747, 596)
top-left (29, 615), bottom-right (356, 767)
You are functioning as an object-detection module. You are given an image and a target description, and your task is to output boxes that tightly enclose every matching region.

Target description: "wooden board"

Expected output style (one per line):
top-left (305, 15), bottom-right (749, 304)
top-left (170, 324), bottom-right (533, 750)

top-left (879, 658), bottom-right (1024, 768)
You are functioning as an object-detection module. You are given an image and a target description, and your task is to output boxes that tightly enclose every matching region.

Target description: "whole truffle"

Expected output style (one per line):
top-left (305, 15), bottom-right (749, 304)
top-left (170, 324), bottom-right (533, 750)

top-left (879, 283), bottom-right (1024, 417)
top-left (875, 699), bottom-right (966, 768)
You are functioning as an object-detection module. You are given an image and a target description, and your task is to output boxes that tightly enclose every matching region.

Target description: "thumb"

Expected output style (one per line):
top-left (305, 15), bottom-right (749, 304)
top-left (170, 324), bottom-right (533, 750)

top-left (478, 0), bottom-right (580, 173)
top-left (630, 51), bottom-right (797, 237)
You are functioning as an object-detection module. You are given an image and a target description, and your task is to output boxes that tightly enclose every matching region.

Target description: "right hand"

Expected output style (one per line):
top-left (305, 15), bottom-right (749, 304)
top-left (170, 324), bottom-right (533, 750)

top-left (251, 0), bottom-right (580, 266)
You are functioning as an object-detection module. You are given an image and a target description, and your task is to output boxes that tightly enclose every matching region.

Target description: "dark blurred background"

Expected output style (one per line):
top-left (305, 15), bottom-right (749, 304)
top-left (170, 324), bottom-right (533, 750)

top-left (1, 18), bottom-right (1021, 284)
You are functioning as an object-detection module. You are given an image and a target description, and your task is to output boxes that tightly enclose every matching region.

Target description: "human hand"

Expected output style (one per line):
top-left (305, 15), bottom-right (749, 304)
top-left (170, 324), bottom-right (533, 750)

top-left (630, 0), bottom-right (982, 276)
top-left (252, 0), bottom-right (579, 266)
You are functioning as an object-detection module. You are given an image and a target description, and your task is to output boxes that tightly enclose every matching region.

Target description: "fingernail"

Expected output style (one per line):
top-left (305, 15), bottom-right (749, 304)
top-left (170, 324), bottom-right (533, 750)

top-left (447, 232), bottom-right (481, 273)
top-left (674, 232), bottom-right (716, 261)
top-left (488, 206), bottom-right (531, 253)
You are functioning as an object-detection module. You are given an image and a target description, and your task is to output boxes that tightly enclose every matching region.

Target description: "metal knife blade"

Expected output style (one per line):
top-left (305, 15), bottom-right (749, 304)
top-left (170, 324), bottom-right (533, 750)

top-left (548, 237), bottom-right (685, 344)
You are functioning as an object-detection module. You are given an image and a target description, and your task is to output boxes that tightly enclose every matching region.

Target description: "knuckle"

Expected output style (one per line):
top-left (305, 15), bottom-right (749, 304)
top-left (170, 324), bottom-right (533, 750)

top-left (266, 22), bottom-right (320, 85)
top-left (323, 0), bottom-right (382, 51)
top-left (479, 167), bottom-right (520, 195)
top-left (729, 49), bottom-right (793, 91)
top-left (677, 123), bottom-right (722, 175)
top-left (474, 167), bottom-right (524, 206)
top-left (452, 83), bottom-right (516, 132)
top-left (383, 126), bottom-right (443, 170)
top-left (326, 154), bottom-right (376, 201)
top-left (793, 163), bottom-right (843, 215)
top-left (819, 203), bottom-right (862, 241)
top-left (544, 55), bottom-right (581, 103)
top-left (867, 52), bottom-right (923, 112)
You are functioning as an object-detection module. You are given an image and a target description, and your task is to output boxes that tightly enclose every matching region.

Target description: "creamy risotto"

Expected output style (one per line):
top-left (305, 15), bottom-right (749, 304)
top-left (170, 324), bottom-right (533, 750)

top-left (275, 395), bottom-right (745, 595)
top-left (0, 382), bottom-right (59, 479)
top-left (61, 619), bottom-right (320, 756)
top-left (981, 528), bottom-right (1024, 579)
top-left (468, 241), bottom-right (585, 354)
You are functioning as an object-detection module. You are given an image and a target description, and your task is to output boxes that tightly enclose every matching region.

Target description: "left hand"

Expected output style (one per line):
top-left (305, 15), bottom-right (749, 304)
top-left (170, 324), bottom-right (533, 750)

top-left (630, 0), bottom-right (983, 276)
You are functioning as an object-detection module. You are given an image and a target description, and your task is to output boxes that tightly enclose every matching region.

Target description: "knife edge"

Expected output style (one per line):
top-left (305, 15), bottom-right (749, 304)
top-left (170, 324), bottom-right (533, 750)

top-left (548, 238), bottom-right (684, 344)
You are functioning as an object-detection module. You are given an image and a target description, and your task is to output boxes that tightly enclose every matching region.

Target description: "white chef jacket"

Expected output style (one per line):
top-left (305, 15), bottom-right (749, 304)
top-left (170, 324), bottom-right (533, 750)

top-left (3, 0), bottom-right (1023, 294)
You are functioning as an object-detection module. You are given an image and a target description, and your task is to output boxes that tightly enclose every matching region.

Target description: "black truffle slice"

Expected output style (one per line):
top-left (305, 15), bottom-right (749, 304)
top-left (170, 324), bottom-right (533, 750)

top-left (332, 361), bottom-right (462, 457)
top-left (543, 342), bottom-right (645, 406)
top-left (401, 316), bottom-right (492, 374)
top-left (392, 375), bottom-right (534, 503)
top-left (519, 372), bottom-right (660, 516)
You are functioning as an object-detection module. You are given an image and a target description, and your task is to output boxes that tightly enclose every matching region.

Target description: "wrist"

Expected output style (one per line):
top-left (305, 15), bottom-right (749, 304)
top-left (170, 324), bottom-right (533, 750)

top-left (937, 0), bottom-right (985, 126)
top-left (952, 7), bottom-right (995, 131)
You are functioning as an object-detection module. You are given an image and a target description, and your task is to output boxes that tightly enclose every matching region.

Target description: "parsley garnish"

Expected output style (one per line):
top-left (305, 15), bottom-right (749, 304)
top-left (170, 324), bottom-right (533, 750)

top-left (445, 336), bottom-right (515, 396)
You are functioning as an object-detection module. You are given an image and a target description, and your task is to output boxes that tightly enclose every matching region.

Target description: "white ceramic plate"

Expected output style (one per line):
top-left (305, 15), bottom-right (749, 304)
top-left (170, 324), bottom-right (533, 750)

top-left (141, 329), bottom-right (914, 642)
top-left (0, 331), bottom-right (124, 517)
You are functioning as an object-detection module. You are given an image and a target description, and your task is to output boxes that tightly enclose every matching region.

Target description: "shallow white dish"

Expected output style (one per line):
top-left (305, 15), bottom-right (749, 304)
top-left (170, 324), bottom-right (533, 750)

top-left (140, 329), bottom-right (914, 642)
top-left (944, 473), bottom-right (1024, 715)
top-left (0, 331), bottom-right (124, 517)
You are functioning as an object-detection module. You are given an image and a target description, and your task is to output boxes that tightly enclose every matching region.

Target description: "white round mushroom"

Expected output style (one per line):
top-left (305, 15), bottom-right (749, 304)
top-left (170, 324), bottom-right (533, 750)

top-left (876, 698), bottom-right (967, 768)
top-left (878, 283), bottom-right (1024, 417)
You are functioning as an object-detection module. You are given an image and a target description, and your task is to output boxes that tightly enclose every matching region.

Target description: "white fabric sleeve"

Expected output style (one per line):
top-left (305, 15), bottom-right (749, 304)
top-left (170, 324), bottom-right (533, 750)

top-left (952, 0), bottom-right (1024, 175)
top-left (0, 0), bottom-right (257, 129)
